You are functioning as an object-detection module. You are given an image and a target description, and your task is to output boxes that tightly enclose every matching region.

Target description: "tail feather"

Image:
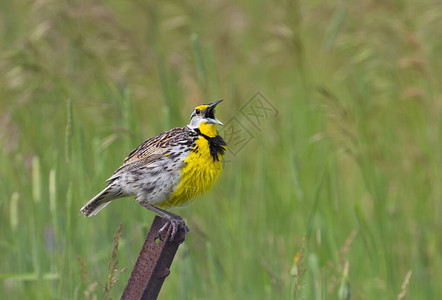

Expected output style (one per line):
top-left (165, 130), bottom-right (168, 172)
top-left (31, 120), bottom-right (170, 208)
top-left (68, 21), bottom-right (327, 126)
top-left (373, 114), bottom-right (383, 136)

top-left (80, 185), bottom-right (122, 217)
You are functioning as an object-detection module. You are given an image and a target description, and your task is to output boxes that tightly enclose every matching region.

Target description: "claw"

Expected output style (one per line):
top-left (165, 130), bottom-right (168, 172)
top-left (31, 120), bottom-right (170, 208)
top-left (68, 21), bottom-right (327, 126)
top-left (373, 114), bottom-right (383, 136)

top-left (158, 216), bottom-right (188, 243)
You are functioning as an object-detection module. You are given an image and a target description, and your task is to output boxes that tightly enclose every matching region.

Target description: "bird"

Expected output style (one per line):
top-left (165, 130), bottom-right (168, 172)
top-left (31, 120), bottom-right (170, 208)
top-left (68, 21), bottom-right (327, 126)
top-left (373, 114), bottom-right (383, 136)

top-left (80, 99), bottom-right (227, 240)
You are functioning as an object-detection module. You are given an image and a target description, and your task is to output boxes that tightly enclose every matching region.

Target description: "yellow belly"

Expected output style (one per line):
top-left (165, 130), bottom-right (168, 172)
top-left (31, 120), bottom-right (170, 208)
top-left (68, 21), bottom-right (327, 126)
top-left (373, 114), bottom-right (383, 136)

top-left (162, 136), bottom-right (223, 207)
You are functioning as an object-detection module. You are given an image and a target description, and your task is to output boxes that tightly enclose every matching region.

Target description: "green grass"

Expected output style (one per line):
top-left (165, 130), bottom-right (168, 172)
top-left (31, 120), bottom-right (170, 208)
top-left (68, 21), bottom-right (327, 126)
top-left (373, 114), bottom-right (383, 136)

top-left (1, 0), bottom-right (442, 298)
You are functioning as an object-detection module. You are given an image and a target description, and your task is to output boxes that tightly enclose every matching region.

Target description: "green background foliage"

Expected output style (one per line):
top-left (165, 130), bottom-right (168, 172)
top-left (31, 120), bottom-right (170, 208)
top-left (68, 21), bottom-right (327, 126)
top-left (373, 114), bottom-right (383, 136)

top-left (1, 0), bottom-right (441, 298)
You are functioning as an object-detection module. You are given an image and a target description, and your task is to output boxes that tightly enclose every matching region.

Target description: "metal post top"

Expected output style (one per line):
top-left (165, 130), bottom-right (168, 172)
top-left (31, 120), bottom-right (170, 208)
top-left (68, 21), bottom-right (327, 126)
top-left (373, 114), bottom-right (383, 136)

top-left (121, 216), bottom-right (187, 300)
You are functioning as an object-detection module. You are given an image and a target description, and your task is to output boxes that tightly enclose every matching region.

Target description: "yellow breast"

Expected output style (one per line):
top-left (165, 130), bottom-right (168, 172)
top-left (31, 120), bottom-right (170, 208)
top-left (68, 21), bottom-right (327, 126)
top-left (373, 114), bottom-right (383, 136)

top-left (163, 135), bottom-right (224, 207)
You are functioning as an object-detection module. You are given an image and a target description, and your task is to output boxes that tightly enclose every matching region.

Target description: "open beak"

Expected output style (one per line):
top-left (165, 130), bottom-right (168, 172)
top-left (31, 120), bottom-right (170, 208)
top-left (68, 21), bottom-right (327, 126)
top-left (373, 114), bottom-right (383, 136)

top-left (205, 99), bottom-right (224, 126)
top-left (208, 99), bottom-right (223, 107)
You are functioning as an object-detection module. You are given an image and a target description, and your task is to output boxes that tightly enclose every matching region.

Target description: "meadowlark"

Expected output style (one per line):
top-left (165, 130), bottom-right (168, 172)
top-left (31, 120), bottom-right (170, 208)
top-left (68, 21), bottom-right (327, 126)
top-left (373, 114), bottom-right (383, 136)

top-left (80, 99), bottom-right (226, 239)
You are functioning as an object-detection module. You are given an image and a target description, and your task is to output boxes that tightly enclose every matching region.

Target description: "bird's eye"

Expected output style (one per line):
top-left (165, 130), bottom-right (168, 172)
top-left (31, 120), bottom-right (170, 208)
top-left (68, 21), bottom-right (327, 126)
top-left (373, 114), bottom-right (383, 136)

top-left (195, 109), bottom-right (201, 115)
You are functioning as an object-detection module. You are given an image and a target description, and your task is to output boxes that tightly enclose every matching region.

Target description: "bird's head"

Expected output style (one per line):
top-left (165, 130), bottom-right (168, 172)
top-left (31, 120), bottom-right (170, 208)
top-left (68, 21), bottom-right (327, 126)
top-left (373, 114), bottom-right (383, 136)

top-left (188, 99), bottom-right (224, 137)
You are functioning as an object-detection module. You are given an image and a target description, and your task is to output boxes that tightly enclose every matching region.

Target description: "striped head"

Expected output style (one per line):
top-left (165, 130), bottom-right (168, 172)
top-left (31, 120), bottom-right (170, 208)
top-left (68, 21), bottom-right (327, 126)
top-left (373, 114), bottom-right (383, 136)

top-left (188, 99), bottom-right (224, 137)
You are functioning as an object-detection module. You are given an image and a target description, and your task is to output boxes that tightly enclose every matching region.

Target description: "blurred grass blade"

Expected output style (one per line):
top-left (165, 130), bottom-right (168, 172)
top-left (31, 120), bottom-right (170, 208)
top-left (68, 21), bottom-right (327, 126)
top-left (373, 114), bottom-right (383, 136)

top-left (291, 151), bottom-right (304, 202)
top-left (9, 192), bottom-right (19, 231)
top-left (0, 273), bottom-right (59, 280)
top-left (354, 203), bottom-right (378, 263)
top-left (308, 253), bottom-right (322, 300)
top-left (306, 168), bottom-right (325, 239)
top-left (206, 242), bottom-right (219, 290)
top-left (49, 169), bottom-right (56, 214)
top-left (30, 215), bottom-right (41, 279)
top-left (157, 59), bottom-right (172, 128)
top-left (191, 33), bottom-right (207, 92)
top-left (32, 156), bottom-right (41, 204)
top-left (322, 5), bottom-right (347, 50)
top-left (49, 168), bottom-right (59, 250)
top-left (65, 98), bottom-right (74, 163)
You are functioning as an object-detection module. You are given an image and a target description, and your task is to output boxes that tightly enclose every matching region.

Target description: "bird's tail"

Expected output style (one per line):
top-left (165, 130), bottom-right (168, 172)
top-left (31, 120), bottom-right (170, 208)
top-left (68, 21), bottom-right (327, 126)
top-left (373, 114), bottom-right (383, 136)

top-left (80, 184), bottom-right (122, 217)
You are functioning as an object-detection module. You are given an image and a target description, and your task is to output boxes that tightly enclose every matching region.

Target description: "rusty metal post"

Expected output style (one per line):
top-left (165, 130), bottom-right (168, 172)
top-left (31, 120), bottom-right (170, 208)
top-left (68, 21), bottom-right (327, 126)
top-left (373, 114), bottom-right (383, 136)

top-left (121, 216), bottom-right (186, 300)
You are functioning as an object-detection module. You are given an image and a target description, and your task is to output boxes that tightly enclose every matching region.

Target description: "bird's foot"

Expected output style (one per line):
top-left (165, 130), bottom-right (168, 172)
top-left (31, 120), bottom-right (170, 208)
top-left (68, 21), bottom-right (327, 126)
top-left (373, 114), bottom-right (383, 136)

top-left (158, 215), bottom-right (189, 243)
top-left (138, 202), bottom-right (189, 243)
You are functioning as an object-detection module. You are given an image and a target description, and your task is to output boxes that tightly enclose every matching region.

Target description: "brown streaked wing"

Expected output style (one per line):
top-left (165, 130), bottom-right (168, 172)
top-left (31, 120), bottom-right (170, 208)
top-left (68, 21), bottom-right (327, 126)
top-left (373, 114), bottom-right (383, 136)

top-left (122, 127), bottom-right (189, 165)
top-left (105, 126), bottom-right (195, 183)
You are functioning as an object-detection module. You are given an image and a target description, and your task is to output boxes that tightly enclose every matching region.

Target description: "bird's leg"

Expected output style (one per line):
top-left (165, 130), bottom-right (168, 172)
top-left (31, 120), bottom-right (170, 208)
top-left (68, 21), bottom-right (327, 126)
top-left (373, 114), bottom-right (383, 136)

top-left (140, 203), bottom-right (189, 242)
